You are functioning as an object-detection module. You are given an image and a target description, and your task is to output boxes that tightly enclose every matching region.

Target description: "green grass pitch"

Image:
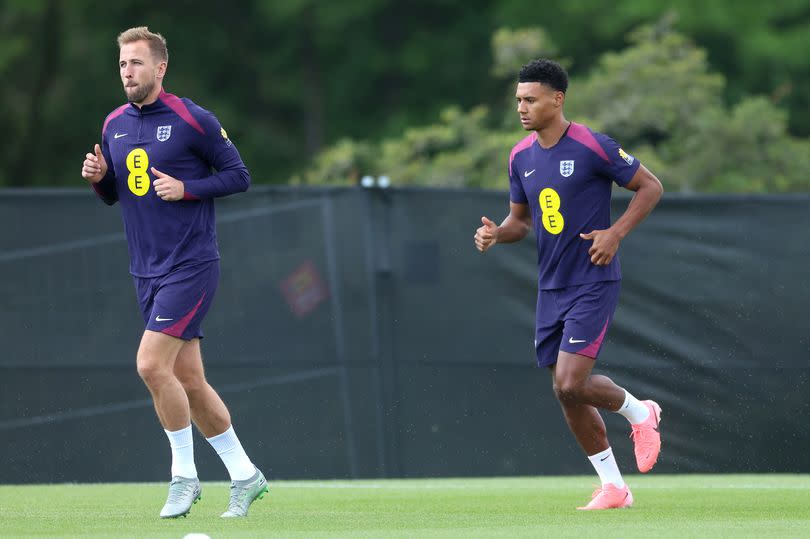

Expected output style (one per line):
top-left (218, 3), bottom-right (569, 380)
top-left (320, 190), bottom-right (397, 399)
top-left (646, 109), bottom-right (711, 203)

top-left (1, 474), bottom-right (808, 538)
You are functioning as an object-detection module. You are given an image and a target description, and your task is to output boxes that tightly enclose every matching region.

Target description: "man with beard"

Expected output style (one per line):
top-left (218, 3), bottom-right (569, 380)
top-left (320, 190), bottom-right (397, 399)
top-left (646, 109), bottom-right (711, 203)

top-left (81, 27), bottom-right (267, 519)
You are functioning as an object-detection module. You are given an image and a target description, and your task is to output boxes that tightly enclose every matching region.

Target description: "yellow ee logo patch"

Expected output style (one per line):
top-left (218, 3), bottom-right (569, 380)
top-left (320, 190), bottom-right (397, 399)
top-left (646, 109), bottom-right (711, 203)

top-left (126, 148), bottom-right (150, 196)
top-left (618, 148), bottom-right (635, 165)
top-left (539, 187), bottom-right (564, 235)
top-left (221, 127), bottom-right (233, 147)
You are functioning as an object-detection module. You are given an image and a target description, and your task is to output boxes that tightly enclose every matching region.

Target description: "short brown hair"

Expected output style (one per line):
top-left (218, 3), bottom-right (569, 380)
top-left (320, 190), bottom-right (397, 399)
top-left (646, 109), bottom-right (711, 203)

top-left (117, 26), bottom-right (168, 62)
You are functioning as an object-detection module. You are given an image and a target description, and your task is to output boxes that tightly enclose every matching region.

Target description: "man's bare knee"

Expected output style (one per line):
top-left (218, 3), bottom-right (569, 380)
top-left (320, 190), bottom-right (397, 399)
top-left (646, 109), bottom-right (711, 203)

top-left (136, 354), bottom-right (173, 387)
top-left (177, 372), bottom-right (207, 395)
top-left (554, 380), bottom-right (586, 404)
top-left (136, 330), bottom-right (184, 388)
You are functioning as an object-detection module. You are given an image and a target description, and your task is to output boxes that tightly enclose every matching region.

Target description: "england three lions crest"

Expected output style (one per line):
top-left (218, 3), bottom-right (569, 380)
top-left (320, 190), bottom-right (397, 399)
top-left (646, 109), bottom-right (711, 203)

top-left (156, 125), bottom-right (172, 142)
top-left (560, 160), bottom-right (574, 177)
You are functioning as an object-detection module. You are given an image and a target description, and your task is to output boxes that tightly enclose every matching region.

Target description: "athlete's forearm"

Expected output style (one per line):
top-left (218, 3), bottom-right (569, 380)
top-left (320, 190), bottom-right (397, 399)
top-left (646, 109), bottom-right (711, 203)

top-left (183, 168), bottom-right (250, 199)
top-left (610, 181), bottom-right (662, 239)
top-left (495, 214), bottom-right (532, 244)
top-left (91, 171), bottom-right (118, 205)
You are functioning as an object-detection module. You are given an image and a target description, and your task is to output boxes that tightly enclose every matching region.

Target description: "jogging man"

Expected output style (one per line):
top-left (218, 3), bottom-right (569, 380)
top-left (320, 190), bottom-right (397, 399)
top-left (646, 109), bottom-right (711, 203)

top-left (475, 58), bottom-right (664, 510)
top-left (81, 26), bottom-right (267, 518)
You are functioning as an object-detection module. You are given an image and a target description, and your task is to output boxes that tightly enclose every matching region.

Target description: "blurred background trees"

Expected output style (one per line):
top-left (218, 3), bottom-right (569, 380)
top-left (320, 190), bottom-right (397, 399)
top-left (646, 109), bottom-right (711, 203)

top-left (2, 0), bottom-right (809, 192)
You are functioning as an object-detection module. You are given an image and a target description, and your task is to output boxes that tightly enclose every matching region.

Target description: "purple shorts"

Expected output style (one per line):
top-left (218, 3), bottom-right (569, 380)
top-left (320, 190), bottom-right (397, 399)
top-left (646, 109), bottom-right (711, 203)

top-left (534, 280), bottom-right (620, 367)
top-left (133, 260), bottom-right (219, 341)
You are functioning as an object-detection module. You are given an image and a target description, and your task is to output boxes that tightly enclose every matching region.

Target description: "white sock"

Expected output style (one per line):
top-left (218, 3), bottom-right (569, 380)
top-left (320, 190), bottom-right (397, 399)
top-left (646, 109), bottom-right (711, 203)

top-left (165, 425), bottom-right (197, 479)
top-left (588, 447), bottom-right (625, 488)
top-left (206, 425), bottom-right (256, 481)
top-left (616, 390), bottom-right (650, 424)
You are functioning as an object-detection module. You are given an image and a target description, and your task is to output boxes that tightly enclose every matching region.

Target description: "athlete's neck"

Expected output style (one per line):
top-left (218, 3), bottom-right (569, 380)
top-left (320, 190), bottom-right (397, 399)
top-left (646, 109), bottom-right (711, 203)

top-left (535, 117), bottom-right (571, 149)
top-left (132, 86), bottom-right (164, 109)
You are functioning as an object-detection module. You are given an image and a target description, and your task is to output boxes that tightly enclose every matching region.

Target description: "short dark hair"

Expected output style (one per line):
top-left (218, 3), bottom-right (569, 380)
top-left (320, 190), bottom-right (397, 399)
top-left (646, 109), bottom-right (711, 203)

top-left (518, 59), bottom-right (568, 93)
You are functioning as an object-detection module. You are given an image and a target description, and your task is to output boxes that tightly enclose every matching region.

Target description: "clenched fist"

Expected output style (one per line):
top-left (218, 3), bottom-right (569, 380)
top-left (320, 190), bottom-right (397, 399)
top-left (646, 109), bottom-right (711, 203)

top-left (81, 144), bottom-right (108, 183)
top-left (474, 216), bottom-right (499, 252)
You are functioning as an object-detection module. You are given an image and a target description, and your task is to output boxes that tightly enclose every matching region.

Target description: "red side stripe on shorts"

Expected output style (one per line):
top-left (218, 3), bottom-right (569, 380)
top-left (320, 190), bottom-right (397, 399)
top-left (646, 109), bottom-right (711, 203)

top-left (576, 318), bottom-right (610, 359)
top-left (163, 293), bottom-right (206, 338)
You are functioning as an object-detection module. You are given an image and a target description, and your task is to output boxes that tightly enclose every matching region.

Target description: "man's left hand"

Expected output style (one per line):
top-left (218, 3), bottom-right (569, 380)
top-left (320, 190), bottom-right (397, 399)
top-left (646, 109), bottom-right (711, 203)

top-left (580, 228), bottom-right (621, 266)
top-left (151, 167), bottom-right (185, 201)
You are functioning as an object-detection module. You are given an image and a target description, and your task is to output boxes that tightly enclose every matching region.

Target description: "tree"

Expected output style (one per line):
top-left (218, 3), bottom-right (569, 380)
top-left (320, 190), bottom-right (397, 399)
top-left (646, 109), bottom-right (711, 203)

top-left (298, 20), bottom-right (810, 193)
top-left (570, 18), bottom-right (810, 192)
top-left (0, 1), bottom-right (62, 187)
top-left (2, 1), bottom-right (809, 188)
top-left (492, 0), bottom-right (810, 137)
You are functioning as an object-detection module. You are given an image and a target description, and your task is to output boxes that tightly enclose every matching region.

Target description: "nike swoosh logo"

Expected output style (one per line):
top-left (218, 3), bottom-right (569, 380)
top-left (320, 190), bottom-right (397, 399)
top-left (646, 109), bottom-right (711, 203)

top-left (569, 338), bottom-right (586, 344)
top-left (155, 316), bottom-right (173, 322)
top-left (114, 133), bottom-right (128, 139)
top-left (524, 169), bottom-right (535, 178)
top-left (600, 455), bottom-right (610, 461)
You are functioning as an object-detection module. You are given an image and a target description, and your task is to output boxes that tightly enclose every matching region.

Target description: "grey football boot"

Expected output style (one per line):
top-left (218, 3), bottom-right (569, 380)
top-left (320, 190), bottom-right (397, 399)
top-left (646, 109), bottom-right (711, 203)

top-left (220, 468), bottom-right (269, 517)
top-left (159, 476), bottom-right (202, 518)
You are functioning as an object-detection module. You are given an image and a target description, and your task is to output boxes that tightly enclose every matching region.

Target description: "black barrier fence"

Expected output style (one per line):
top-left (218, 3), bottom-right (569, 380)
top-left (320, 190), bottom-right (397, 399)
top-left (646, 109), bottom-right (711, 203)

top-left (1, 187), bottom-right (808, 483)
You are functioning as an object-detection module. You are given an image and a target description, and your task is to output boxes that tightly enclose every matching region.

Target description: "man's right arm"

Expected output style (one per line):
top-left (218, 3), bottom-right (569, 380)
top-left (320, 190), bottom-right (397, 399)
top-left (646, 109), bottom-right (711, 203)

top-left (82, 141), bottom-right (118, 205)
top-left (495, 202), bottom-right (533, 243)
top-left (92, 173), bottom-right (118, 206)
top-left (474, 202), bottom-right (532, 252)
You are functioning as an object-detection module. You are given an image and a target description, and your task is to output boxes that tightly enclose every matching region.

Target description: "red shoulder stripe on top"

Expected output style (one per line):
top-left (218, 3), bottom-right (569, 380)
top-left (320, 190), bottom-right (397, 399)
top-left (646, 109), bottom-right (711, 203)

top-left (509, 132), bottom-right (537, 171)
top-left (567, 122), bottom-right (610, 163)
top-left (159, 90), bottom-right (205, 134)
top-left (102, 104), bottom-right (130, 136)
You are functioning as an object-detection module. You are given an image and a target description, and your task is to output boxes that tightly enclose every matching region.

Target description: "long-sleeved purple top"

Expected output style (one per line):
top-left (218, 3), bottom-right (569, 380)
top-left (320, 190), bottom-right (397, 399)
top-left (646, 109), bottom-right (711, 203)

top-left (93, 89), bottom-right (250, 277)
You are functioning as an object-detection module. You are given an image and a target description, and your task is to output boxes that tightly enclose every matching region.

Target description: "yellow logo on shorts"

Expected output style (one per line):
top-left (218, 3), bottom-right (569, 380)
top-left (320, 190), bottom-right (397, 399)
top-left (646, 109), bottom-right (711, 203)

top-left (125, 148), bottom-right (150, 196)
top-left (539, 188), bottom-right (564, 235)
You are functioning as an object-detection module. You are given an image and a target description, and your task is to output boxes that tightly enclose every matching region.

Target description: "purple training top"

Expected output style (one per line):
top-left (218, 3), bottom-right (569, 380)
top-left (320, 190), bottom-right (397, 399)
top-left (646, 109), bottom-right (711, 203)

top-left (508, 122), bottom-right (640, 290)
top-left (93, 89), bottom-right (250, 277)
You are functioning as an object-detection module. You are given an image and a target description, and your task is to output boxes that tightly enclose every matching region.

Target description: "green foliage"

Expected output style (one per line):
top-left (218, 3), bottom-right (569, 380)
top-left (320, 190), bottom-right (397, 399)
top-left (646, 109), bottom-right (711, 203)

top-left (681, 98), bottom-right (810, 193)
top-left (301, 18), bottom-right (810, 193)
top-left (290, 139), bottom-right (375, 186)
top-left (376, 107), bottom-right (515, 188)
top-left (569, 19), bottom-right (725, 148)
top-left (491, 27), bottom-right (559, 79)
top-left (2, 1), bottom-right (810, 190)
top-left (296, 106), bottom-right (515, 188)
top-left (0, 1), bottom-right (498, 187)
top-left (570, 19), bottom-right (810, 193)
top-left (492, 0), bottom-right (810, 136)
